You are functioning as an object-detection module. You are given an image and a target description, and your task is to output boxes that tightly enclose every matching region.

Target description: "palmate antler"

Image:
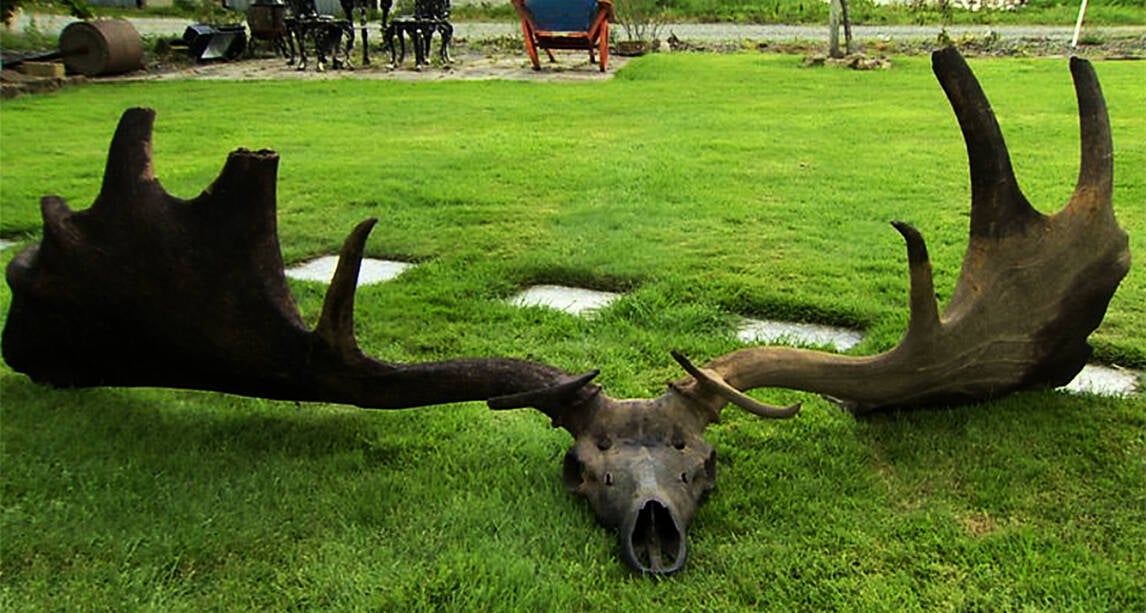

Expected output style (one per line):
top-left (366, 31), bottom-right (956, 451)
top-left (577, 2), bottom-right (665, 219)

top-left (674, 48), bottom-right (1131, 415)
top-left (2, 107), bottom-right (599, 411)
top-left (488, 50), bottom-right (1130, 575)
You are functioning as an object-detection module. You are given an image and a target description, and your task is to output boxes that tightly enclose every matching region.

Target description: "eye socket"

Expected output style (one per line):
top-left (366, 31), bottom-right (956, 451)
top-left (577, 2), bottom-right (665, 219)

top-left (596, 436), bottom-right (612, 451)
top-left (672, 438), bottom-right (686, 450)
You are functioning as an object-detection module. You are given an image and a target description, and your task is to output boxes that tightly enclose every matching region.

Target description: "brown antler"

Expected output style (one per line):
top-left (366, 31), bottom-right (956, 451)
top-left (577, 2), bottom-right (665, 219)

top-left (487, 49), bottom-right (1129, 575)
top-left (673, 49), bottom-right (1130, 415)
top-left (2, 107), bottom-right (598, 411)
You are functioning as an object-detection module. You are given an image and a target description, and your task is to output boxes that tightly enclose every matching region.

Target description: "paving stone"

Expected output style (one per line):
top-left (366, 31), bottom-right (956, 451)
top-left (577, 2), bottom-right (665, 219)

top-left (286, 256), bottom-right (412, 285)
top-left (736, 317), bottom-right (864, 352)
top-left (1062, 364), bottom-right (1140, 397)
top-left (509, 285), bottom-right (621, 316)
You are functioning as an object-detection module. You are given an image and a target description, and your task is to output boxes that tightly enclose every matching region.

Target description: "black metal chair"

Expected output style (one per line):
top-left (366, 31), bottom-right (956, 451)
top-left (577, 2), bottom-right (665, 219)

top-left (339, 0), bottom-right (392, 66)
top-left (383, 0), bottom-right (451, 69)
top-left (283, 0), bottom-right (352, 71)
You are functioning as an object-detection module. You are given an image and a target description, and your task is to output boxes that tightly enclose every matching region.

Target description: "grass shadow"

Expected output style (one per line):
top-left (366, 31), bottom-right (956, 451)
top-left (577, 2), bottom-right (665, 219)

top-left (0, 373), bottom-right (446, 470)
top-left (852, 390), bottom-right (1145, 532)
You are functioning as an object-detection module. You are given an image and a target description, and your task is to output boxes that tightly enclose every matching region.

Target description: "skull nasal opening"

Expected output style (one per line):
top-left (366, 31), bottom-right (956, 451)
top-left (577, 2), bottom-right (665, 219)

top-left (623, 499), bottom-right (687, 575)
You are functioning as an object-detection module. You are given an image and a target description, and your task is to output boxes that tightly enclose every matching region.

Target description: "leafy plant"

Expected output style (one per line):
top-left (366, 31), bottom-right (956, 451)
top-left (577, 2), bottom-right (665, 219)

top-left (613, 0), bottom-right (671, 43)
top-left (0, 14), bottom-right (55, 49)
top-left (2, 0), bottom-right (92, 27)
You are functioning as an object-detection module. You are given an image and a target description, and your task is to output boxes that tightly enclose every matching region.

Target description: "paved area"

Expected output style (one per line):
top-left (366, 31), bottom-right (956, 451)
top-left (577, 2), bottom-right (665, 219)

top-left (11, 11), bottom-right (1145, 43)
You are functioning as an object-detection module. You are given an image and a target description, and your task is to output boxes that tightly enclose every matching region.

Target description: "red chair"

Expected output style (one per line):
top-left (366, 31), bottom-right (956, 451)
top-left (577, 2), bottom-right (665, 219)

top-left (511, 0), bottom-right (613, 72)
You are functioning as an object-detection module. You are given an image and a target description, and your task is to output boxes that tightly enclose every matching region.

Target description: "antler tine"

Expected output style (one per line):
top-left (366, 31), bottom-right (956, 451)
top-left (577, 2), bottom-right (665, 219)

top-left (671, 351), bottom-right (801, 420)
top-left (932, 46), bottom-right (1041, 238)
top-left (200, 148), bottom-right (283, 246)
top-left (39, 196), bottom-right (79, 253)
top-left (890, 221), bottom-right (941, 339)
top-left (313, 217), bottom-right (377, 363)
top-left (95, 107), bottom-right (157, 210)
top-left (1067, 56), bottom-right (1113, 214)
top-left (487, 369), bottom-right (602, 423)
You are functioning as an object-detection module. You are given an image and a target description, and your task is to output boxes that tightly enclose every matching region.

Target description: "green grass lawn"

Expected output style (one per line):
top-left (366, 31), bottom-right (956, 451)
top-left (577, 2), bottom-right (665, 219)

top-left (655, 0), bottom-right (1146, 26)
top-left (1, 54), bottom-right (1144, 610)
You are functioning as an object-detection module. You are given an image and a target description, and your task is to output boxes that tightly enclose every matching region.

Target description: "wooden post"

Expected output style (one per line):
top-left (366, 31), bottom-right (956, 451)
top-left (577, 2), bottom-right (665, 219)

top-left (1071, 0), bottom-right (1090, 47)
top-left (829, 0), bottom-right (842, 58)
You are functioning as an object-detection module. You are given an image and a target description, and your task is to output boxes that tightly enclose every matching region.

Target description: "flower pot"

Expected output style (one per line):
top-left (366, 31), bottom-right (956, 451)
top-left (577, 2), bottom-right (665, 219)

top-left (615, 40), bottom-right (650, 56)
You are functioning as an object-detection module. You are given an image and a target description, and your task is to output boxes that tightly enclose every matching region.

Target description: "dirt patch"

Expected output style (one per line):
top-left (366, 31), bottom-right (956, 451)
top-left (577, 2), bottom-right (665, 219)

top-left (1, 68), bottom-right (87, 98)
top-left (0, 30), bottom-right (627, 88)
top-left (5, 31), bottom-right (1140, 93)
top-left (97, 32), bottom-right (1144, 85)
top-left (106, 44), bottom-right (630, 83)
top-left (958, 511), bottom-right (1001, 537)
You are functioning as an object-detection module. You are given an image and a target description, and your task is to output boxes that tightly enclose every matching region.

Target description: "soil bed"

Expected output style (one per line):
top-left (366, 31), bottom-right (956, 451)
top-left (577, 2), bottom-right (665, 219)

top-left (105, 31), bottom-right (1146, 83)
top-left (120, 42), bottom-right (631, 83)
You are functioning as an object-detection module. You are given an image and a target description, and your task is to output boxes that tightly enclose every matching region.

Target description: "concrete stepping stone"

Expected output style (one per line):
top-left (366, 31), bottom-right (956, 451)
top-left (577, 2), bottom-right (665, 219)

top-left (736, 317), bottom-right (864, 352)
top-left (509, 285), bottom-right (621, 317)
top-left (1062, 364), bottom-right (1140, 397)
top-left (286, 256), bottom-right (412, 286)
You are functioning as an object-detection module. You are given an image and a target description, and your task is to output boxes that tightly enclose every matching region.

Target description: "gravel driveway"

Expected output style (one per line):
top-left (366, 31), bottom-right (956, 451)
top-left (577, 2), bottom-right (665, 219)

top-left (7, 11), bottom-right (1141, 85)
top-left (11, 11), bottom-right (1145, 44)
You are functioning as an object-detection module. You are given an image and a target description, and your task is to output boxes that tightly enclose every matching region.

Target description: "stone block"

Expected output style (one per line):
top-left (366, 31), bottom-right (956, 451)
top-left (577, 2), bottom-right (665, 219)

top-left (21, 62), bottom-right (66, 78)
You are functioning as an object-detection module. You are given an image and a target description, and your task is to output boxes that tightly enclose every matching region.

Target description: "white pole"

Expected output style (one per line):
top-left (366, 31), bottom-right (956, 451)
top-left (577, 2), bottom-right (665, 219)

top-left (1071, 0), bottom-right (1090, 47)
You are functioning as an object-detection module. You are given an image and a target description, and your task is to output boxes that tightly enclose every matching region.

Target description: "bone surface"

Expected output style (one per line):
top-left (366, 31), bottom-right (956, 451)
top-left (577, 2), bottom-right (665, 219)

top-left (1, 107), bottom-right (598, 411)
top-left (697, 50), bottom-right (1131, 414)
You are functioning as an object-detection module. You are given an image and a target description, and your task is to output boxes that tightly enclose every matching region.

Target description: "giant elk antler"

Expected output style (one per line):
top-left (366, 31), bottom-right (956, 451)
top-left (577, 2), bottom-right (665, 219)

top-left (2, 107), bottom-right (598, 411)
top-left (672, 49), bottom-right (1131, 415)
top-left (489, 49), bottom-right (1130, 575)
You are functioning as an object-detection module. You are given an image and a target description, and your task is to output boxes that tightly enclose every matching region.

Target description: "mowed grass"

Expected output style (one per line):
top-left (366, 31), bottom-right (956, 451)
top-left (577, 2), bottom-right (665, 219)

top-left (1, 54), bottom-right (1144, 610)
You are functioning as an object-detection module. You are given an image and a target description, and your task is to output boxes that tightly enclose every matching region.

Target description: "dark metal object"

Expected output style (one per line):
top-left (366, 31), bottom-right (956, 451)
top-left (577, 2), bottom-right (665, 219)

top-left (0, 49), bottom-right (64, 70)
top-left (58, 19), bottom-right (143, 76)
top-left (384, 0), bottom-right (451, 69)
top-left (247, 0), bottom-right (290, 59)
top-left (338, 0), bottom-right (388, 66)
top-left (282, 0), bottom-right (352, 71)
top-left (182, 24), bottom-right (248, 62)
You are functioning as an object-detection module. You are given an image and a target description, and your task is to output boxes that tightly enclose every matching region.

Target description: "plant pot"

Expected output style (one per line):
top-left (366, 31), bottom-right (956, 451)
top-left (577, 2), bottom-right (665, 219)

top-left (615, 40), bottom-right (650, 56)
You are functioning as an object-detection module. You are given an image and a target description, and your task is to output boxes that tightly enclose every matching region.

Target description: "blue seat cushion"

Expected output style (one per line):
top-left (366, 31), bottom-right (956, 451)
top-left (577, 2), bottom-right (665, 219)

top-left (526, 0), bottom-right (598, 32)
